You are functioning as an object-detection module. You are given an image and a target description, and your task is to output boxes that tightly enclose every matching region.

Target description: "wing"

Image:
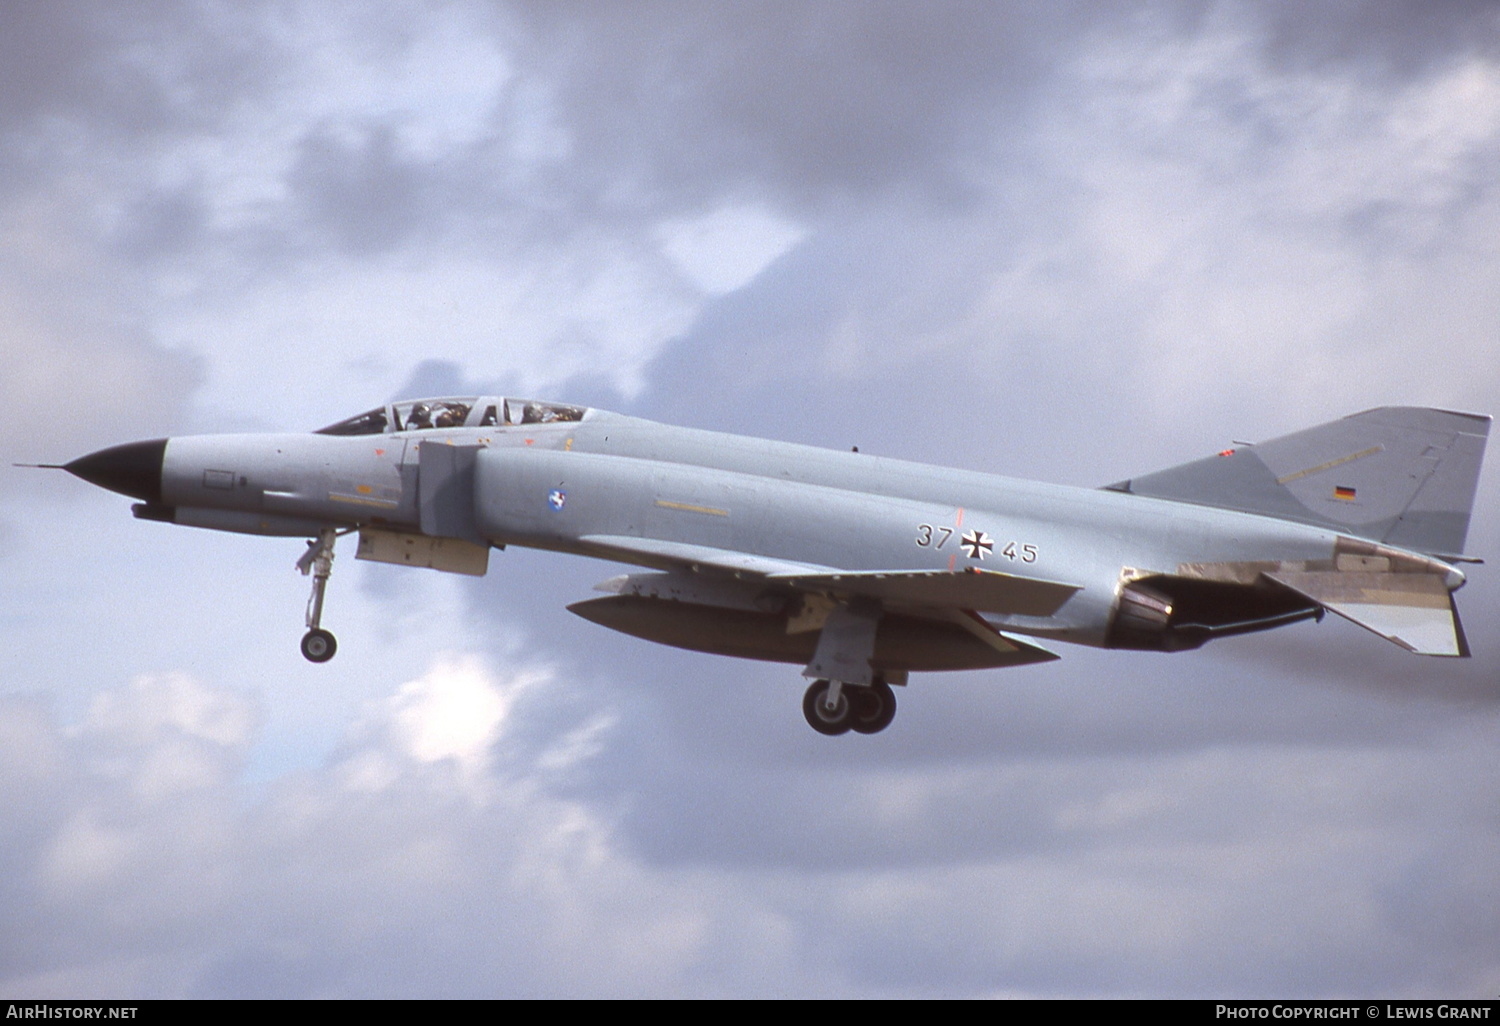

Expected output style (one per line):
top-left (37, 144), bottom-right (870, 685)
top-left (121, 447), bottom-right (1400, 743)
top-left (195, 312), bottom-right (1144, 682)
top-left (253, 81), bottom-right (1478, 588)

top-left (581, 533), bottom-right (1079, 617)
top-left (574, 532), bottom-right (1072, 674)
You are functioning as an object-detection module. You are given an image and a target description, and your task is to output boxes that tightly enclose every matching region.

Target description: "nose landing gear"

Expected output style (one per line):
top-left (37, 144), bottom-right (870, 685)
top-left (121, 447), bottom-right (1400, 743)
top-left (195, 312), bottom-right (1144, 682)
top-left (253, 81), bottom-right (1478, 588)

top-left (297, 527), bottom-right (342, 663)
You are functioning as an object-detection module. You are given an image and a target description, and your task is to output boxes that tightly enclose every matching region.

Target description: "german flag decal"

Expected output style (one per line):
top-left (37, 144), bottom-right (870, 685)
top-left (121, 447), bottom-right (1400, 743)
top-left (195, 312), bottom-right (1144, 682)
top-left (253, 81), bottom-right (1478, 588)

top-left (1333, 485), bottom-right (1357, 501)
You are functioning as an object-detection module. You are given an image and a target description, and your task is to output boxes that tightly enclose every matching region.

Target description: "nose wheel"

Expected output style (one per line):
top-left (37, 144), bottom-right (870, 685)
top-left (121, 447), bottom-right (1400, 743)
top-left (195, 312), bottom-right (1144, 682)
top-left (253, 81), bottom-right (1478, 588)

top-left (300, 628), bottom-right (337, 663)
top-left (297, 527), bottom-right (342, 663)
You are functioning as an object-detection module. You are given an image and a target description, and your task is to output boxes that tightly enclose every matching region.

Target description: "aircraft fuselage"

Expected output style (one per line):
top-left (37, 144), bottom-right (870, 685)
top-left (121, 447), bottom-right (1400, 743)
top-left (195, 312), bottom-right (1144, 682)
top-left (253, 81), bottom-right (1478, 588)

top-left (59, 399), bottom-right (1487, 735)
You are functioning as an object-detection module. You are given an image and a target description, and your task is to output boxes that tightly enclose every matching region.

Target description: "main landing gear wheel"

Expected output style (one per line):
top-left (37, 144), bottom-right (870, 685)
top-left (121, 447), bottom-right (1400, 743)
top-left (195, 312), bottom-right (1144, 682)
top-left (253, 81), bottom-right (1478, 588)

top-left (803, 679), bottom-right (853, 736)
top-left (300, 628), bottom-right (337, 663)
top-left (850, 680), bottom-right (897, 735)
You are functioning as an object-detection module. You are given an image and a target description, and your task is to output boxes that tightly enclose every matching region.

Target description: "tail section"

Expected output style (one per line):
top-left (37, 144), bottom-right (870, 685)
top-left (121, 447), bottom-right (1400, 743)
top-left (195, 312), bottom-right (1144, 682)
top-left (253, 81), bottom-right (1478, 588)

top-left (1106, 407), bottom-right (1491, 558)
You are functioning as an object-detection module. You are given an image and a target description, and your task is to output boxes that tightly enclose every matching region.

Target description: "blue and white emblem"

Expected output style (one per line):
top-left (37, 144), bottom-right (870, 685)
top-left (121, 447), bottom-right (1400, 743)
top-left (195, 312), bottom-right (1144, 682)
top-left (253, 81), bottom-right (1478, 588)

top-left (547, 489), bottom-right (567, 511)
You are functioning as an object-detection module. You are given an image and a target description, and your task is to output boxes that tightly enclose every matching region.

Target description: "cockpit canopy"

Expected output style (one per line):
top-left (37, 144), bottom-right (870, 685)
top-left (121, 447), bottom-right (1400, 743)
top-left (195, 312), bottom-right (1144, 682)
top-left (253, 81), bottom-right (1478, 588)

top-left (315, 396), bottom-right (589, 436)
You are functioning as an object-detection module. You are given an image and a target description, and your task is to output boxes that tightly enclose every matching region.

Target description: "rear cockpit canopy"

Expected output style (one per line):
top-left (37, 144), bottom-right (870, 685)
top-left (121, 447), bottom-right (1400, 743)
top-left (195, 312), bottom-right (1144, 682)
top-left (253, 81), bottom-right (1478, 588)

top-left (315, 397), bottom-right (589, 436)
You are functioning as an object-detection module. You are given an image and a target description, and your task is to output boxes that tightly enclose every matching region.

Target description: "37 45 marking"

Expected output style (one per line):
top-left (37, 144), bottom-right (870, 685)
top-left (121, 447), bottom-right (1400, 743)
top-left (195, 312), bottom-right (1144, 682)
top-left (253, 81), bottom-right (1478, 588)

top-left (915, 523), bottom-right (1038, 562)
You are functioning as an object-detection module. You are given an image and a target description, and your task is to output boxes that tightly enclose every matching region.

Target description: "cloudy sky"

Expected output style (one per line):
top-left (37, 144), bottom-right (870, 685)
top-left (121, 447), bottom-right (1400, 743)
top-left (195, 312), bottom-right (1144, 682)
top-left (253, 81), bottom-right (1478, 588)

top-left (2, 0), bottom-right (1497, 998)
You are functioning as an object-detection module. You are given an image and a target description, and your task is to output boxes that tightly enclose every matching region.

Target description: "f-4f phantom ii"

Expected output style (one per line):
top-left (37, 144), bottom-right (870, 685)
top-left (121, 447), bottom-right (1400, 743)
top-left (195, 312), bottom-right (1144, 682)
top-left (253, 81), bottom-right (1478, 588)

top-left (53, 398), bottom-right (1490, 736)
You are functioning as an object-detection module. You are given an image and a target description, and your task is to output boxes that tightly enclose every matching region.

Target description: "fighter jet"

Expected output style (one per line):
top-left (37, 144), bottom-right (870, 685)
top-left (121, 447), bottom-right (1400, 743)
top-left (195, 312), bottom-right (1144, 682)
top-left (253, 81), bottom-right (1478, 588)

top-left (50, 398), bottom-right (1489, 736)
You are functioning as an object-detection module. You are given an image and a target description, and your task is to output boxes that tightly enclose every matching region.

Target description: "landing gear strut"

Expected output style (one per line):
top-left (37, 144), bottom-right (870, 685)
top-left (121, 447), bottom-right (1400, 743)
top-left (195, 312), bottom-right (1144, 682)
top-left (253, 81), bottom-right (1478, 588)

top-left (802, 678), bottom-right (897, 736)
top-left (297, 527), bottom-right (340, 663)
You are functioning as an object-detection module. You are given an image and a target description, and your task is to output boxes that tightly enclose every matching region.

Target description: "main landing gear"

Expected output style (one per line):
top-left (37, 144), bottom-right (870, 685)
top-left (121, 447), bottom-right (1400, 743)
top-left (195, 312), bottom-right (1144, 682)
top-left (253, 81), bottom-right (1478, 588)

top-left (296, 527), bottom-right (343, 663)
top-left (802, 677), bottom-right (898, 736)
top-left (797, 598), bottom-right (900, 736)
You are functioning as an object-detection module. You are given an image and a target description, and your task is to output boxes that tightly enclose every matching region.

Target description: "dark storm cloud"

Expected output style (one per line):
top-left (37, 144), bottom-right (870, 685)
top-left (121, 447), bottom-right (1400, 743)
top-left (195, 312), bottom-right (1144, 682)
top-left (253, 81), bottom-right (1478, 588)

top-left (629, 202), bottom-right (1108, 466)
top-left (112, 181), bottom-right (210, 260)
top-left (0, 4), bottom-right (497, 266)
top-left (503, 0), bottom-right (1102, 211)
top-left (287, 124), bottom-right (435, 253)
top-left (9, 1), bottom-right (1498, 264)
top-left (1253, 0), bottom-right (1500, 78)
top-left (499, 1), bottom-right (1500, 218)
top-left (0, 2), bottom-right (278, 170)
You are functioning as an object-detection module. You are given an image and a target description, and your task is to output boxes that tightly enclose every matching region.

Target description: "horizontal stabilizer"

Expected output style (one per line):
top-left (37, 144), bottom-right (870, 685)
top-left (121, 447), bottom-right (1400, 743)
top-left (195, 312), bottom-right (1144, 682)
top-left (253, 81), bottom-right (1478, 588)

top-left (1265, 570), bottom-right (1469, 657)
top-left (768, 567), bottom-right (1081, 617)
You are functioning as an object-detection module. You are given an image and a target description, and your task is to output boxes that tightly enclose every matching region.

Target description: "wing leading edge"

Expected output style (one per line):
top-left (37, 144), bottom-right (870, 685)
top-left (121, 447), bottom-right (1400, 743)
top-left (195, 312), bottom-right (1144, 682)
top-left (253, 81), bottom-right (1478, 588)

top-left (580, 533), bottom-right (1080, 617)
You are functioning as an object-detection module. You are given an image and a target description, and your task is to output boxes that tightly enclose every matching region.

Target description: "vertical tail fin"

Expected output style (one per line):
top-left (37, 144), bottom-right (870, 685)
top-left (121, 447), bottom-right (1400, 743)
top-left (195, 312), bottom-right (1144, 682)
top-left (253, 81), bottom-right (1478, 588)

top-left (1106, 407), bottom-right (1490, 558)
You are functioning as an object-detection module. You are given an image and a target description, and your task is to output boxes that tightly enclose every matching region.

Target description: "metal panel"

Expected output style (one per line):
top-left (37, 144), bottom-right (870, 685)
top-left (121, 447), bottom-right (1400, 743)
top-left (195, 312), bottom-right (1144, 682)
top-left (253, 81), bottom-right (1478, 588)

top-left (356, 528), bottom-right (489, 576)
top-left (417, 441), bottom-right (484, 544)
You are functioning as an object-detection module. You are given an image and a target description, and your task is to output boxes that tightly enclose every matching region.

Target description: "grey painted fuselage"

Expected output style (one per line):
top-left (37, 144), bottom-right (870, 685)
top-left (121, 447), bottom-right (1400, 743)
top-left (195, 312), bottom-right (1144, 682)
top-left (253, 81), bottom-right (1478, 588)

top-left (61, 397), bottom-right (1487, 733)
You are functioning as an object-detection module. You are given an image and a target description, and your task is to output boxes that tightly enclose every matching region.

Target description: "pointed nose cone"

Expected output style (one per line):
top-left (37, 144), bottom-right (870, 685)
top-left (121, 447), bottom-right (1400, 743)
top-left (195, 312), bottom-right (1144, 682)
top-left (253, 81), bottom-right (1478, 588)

top-left (65, 439), bottom-right (167, 503)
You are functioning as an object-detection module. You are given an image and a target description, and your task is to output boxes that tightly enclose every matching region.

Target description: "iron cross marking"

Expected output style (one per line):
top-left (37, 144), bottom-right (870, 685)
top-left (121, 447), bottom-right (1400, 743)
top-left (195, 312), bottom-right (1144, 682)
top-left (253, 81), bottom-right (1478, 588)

top-left (960, 529), bottom-right (993, 560)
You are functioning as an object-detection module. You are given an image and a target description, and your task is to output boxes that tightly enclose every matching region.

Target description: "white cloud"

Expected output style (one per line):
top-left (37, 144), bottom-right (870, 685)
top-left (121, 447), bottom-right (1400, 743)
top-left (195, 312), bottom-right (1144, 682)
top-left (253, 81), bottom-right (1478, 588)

top-left (77, 672), bottom-right (258, 802)
top-left (83, 671), bottom-right (257, 750)
top-left (656, 204), bottom-right (806, 295)
top-left (40, 813), bottom-right (139, 897)
top-left (342, 653), bottom-right (536, 792)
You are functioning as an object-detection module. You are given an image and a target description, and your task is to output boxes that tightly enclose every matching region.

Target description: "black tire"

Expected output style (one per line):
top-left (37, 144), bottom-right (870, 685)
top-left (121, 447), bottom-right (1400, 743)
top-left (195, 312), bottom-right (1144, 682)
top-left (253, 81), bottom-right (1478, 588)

top-left (850, 681), bottom-right (897, 734)
top-left (301, 628), bottom-right (337, 663)
top-left (802, 679), bottom-right (852, 736)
